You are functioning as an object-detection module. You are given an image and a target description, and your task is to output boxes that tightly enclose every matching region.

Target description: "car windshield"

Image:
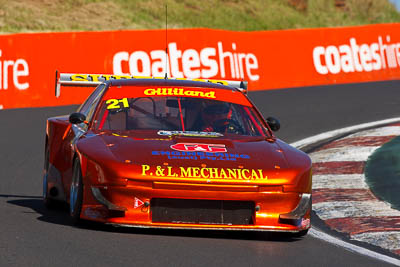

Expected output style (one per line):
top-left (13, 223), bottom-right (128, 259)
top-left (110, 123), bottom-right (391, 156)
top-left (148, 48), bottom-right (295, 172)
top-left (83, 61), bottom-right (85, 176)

top-left (93, 86), bottom-right (269, 137)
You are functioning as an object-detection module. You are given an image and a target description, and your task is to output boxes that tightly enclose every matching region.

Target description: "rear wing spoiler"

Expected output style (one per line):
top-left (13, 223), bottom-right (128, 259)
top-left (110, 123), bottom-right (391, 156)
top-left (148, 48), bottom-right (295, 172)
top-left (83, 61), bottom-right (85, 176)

top-left (55, 71), bottom-right (248, 98)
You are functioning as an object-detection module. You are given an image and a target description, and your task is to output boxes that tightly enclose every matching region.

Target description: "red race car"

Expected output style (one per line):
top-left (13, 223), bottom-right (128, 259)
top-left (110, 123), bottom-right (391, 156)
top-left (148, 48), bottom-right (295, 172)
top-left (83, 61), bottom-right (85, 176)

top-left (44, 73), bottom-right (312, 235)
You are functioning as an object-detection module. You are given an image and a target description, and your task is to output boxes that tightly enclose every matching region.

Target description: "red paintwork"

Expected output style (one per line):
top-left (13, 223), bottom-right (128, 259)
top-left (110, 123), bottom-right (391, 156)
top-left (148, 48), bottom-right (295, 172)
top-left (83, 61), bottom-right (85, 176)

top-left (44, 79), bottom-right (312, 232)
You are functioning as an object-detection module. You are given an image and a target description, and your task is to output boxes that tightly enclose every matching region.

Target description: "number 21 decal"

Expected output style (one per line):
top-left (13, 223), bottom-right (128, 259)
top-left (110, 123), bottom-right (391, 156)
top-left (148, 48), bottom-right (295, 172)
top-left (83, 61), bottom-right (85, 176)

top-left (106, 98), bottom-right (129, 109)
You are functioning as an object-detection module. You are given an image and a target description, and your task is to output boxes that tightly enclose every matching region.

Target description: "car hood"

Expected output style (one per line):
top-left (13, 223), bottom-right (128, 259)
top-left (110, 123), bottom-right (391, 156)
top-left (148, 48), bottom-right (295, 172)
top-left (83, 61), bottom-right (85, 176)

top-left (99, 132), bottom-right (288, 169)
top-left (77, 131), bottom-right (311, 185)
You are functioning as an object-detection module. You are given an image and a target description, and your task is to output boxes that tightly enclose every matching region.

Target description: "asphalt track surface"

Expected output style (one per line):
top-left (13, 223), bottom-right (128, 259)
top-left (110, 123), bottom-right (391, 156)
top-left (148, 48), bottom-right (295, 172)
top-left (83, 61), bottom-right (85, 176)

top-left (1, 80), bottom-right (400, 266)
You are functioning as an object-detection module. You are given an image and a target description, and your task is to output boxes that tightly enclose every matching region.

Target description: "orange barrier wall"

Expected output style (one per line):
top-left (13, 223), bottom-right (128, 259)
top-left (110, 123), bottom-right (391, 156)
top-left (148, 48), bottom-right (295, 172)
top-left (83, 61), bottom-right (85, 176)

top-left (1, 24), bottom-right (400, 109)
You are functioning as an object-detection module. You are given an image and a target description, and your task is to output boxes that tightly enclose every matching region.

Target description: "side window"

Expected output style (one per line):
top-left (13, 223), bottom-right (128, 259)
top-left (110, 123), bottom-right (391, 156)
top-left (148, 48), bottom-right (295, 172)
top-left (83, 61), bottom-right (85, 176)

top-left (77, 84), bottom-right (106, 116)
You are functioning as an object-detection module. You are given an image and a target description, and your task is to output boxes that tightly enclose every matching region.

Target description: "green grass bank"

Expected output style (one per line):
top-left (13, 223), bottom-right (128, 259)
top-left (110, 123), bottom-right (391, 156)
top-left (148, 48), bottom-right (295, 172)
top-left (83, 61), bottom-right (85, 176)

top-left (0, 0), bottom-right (399, 33)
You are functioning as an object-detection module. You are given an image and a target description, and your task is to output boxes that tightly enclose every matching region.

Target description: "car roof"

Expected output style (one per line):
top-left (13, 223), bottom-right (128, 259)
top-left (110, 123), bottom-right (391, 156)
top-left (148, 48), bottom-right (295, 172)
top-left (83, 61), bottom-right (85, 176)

top-left (108, 78), bottom-right (238, 91)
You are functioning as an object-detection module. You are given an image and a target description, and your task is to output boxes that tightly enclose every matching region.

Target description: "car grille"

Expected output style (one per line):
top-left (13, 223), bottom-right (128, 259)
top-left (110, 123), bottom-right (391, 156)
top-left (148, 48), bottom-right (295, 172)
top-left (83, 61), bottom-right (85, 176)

top-left (151, 198), bottom-right (254, 225)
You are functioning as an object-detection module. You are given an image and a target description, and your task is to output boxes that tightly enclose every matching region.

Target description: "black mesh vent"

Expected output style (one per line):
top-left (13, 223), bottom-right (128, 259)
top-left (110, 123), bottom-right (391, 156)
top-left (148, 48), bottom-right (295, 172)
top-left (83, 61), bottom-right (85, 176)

top-left (151, 198), bottom-right (254, 225)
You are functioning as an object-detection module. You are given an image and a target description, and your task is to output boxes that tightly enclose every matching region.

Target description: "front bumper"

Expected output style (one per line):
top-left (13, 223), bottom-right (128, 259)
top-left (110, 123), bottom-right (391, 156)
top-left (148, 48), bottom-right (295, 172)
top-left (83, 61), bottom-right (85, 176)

top-left (81, 181), bottom-right (311, 232)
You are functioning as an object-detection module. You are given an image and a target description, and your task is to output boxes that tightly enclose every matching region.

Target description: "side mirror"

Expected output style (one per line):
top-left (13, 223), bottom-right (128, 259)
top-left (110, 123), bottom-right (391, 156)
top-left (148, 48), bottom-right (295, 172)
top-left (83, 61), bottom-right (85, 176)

top-left (266, 117), bottom-right (280, 132)
top-left (69, 112), bottom-right (87, 124)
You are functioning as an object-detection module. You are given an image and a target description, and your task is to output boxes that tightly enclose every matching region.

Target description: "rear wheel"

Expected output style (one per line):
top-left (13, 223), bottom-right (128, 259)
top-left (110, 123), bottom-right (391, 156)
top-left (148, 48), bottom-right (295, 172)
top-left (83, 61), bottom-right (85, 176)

top-left (70, 158), bottom-right (84, 224)
top-left (43, 175), bottom-right (58, 209)
top-left (43, 144), bottom-right (58, 209)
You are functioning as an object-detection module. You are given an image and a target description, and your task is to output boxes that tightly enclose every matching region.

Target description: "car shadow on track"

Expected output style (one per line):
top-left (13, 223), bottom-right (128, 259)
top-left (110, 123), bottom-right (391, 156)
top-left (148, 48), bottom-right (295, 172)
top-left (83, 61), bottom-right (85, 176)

top-left (105, 226), bottom-right (305, 243)
top-left (4, 195), bottom-right (304, 243)
top-left (2, 195), bottom-right (72, 227)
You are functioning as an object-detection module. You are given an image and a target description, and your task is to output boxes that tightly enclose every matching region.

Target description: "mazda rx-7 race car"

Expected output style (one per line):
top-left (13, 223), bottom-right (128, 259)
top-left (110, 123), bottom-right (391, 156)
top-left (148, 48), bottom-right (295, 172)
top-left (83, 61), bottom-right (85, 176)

top-left (43, 73), bottom-right (312, 236)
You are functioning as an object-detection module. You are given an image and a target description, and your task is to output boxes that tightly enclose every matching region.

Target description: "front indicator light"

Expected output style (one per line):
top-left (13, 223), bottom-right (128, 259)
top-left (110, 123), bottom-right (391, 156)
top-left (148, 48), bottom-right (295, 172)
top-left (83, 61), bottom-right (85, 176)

top-left (91, 187), bottom-right (127, 211)
top-left (279, 193), bottom-right (311, 220)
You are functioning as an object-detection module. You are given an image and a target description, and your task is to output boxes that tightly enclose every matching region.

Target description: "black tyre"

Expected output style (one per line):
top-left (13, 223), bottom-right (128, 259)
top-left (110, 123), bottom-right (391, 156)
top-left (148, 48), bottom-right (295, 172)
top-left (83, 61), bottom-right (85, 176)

top-left (70, 158), bottom-right (84, 225)
top-left (43, 176), bottom-right (58, 209)
top-left (293, 229), bottom-right (309, 238)
top-left (43, 143), bottom-right (58, 209)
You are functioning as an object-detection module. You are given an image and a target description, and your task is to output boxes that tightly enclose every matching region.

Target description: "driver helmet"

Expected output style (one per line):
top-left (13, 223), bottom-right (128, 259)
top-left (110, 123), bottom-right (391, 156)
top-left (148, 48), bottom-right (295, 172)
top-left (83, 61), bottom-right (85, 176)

top-left (201, 101), bottom-right (232, 129)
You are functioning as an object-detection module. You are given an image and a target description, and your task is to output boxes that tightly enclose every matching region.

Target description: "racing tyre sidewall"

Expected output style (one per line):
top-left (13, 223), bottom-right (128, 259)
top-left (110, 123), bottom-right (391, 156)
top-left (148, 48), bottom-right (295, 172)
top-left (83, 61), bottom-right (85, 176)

top-left (43, 173), bottom-right (54, 208)
top-left (43, 143), bottom-right (57, 209)
top-left (70, 158), bottom-right (84, 224)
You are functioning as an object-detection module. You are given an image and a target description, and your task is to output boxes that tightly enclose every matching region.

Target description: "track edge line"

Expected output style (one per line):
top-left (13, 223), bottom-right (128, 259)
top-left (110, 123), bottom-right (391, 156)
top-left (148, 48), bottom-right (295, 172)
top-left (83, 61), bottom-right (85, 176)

top-left (291, 117), bottom-right (400, 266)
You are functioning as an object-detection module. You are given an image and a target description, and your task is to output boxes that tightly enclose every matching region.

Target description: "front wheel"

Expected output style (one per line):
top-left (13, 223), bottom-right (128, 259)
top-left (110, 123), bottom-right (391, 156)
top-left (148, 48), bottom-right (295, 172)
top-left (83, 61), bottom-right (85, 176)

top-left (70, 158), bottom-right (84, 225)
